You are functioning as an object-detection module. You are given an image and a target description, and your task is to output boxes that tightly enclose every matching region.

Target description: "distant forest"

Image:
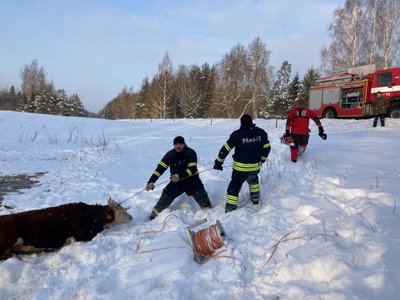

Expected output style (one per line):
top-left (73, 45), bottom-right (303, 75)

top-left (1, 0), bottom-right (399, 119)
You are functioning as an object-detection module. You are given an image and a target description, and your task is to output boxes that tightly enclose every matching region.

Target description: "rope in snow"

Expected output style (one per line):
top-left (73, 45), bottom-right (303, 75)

top-left (136, 213), bottom-right (181, 253)
top-left (262, 232), bottom-right (301, 267)
top-left (119, 165), bottom-right (231, 205)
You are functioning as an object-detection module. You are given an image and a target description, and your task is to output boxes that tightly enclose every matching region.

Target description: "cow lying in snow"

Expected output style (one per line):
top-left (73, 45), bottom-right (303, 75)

top-left (0, 198), bottom-right (132, 260)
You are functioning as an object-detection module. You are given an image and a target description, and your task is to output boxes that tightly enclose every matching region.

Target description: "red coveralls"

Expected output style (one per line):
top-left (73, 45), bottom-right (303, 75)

top-left (285, 105), bottom-right (323, 161)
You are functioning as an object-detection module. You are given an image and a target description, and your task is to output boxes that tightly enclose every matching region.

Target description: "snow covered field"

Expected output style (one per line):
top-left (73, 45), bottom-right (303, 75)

top-left (0, 110), bottom-right (399, 299)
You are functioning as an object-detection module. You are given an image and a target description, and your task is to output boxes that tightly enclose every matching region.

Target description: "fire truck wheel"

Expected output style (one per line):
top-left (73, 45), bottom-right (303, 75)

top-left (323, 108), bottom-right (337, 119)
top-left (389, 106), bottom-right (400, 118)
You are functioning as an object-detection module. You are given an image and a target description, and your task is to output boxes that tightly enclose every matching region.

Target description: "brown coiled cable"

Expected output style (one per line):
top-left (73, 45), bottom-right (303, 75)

top-left (193, 224), bottom-right (224, 257)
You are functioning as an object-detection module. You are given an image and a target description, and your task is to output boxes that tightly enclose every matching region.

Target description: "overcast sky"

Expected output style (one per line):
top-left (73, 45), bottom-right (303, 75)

top-left (0, 0), bottom-right (344, 112)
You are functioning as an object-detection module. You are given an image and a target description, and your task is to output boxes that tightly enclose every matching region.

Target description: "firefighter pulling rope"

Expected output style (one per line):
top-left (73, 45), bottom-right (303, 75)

top-left (118, 165), bottom-right (231, 206)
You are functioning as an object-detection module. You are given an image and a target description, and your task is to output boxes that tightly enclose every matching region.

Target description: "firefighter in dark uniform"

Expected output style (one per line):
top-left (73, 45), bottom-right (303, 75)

top-left (213, 114), bottom-right (271, 212)
top-left (145, 136), bottom-right (211, 220)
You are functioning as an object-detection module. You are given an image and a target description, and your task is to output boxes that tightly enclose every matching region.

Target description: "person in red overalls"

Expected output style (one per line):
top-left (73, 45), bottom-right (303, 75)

top-left (283, 104), bottom-right (327, 162)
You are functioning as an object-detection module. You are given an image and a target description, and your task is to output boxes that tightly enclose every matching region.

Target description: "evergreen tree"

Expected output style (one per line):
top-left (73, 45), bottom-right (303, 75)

top-left (299, 67), bottom-right (321, 107)
top-left (54, 89), bottom-right (68, 115)
top-left (287, 72), bottom-right (301, 108)
top-left (266, 60), bottom-right (292, 118)
top-left (201, 64), bottom-right (219, 118)
top-left (136, 77), bottom-right (150, 118)
top-left (69, 94), bottom-right (84, 116)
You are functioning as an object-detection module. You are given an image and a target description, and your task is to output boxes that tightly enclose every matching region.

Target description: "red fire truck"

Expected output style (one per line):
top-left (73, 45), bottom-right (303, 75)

top-left (309, 64), bottom-right (400, 118)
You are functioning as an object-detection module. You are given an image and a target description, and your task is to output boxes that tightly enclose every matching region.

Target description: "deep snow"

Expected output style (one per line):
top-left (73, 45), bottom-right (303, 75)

top-left (0, 111), bottom-right (399, 299)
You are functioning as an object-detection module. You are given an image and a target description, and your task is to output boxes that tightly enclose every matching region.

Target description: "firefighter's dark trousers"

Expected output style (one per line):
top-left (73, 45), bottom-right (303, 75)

top-left (373, 114), bottom-right (385, 127)
top-left (152, 175), bottom-right (211, 217)
top-left (226, 170), bottom-right (260, 211)
top-left (290, 134), bottom-right (309, 161)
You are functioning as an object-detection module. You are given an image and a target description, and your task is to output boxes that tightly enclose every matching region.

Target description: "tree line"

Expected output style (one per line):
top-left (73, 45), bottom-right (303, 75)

top-left (0, 60), bottom-right (86, 116)
top-left (99, 42), bottom-right (320, 120)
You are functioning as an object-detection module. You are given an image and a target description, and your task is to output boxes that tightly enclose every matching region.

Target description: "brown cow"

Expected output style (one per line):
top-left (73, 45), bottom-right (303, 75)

top-left (0, 198), bottom-right (132, 260)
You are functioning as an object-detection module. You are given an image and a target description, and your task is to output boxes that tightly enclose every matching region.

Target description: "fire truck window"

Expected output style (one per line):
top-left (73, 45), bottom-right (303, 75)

top-left (377, 72), bottom-right (392, 86)
top-left (341, 90), bottom-right (363, 109)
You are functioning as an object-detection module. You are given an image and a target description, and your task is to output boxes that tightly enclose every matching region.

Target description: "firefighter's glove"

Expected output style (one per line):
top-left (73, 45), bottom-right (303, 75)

top-left (280, 134), bottom-right (288, 144)
top-left (318, 127), bottom-right (327, 140)
top-left (319, 133), bottom-right (327, 140)
top-left (285, 129), bottom-right (290, 136)
top-left (145, 182), bottom-right (155, 191)
top-left (213, 160), bottom-right (223, 171)
top-left (171, 174), bottom-right (180, 183)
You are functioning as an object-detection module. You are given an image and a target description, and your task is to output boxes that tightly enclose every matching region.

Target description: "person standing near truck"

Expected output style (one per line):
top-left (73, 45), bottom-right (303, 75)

top-left (371, 91), bottom-right (389, 127)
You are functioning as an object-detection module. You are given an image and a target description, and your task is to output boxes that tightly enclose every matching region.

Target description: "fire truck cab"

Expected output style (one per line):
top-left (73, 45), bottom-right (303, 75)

top-left (309, 64), bottom-right (400, 118)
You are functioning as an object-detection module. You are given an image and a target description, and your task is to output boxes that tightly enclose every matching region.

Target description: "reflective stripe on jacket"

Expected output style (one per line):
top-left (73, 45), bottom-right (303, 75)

top-left (216, 124), bottom-right (271, 172)
top-left (148, 146), bottom-right (198, 183)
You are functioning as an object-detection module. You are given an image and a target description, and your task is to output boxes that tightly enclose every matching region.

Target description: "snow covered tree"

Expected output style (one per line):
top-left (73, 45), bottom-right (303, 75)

top-left (264, 60), bottom-right (292, 118)
top-left (198, 63), bottom-right (218, 118)
top-left (136, 77), bottom-right (151, 119)
top-left (54, 89), bottom-right (68, 115)
top-left (68, 94), bottom-right (84, 116)
top-left (287, 72), bottom-right (301, 108)
top-left (298, 67), bottom-right (321, 107)
top-left (175, 64), bottom-right (202, 118)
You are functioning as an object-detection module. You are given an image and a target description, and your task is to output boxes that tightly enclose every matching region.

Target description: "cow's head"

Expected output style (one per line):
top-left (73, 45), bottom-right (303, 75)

top-left (105, 198), bottom-right (132, 228)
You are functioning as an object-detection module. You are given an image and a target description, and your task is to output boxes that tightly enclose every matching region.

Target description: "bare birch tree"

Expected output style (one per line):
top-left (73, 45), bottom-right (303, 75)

top-left (247, 37), bottom-right (271, 118)
top-left (150, 52), bottom-right (174, 118)
top-left (321, 0), bottom-right (367, 72)
top-left (321, 0), bottom-right (400, 72)
top-left (20, 60), bottom-right (47, 98)
top-left (375, 0), bottom-right (400, 69)
top-left (217, 43), bottom-right (250, 118)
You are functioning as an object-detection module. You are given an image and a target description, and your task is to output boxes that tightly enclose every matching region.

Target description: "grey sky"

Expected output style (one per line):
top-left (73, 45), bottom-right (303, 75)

top-left (0, 0), bottom-right (343, 112)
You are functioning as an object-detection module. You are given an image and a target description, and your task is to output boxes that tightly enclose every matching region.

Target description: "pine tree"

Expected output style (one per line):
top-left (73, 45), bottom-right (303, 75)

top-left (54, 89), bottom-right (68, 115)
top-left (266, 60), bottom-right (292, 118)
top-left (136, 78), bottom-right (150, 118)
top-left (299, 68), bottom-right (321, 107)
top-left (287, 72), bottom-right (301, 108)
top-left (69, 94), bottom-right (84, 116)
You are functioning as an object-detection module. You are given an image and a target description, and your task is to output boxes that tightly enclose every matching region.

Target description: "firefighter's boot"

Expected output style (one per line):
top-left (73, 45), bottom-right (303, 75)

top-left (290, 146), bottom-right (298, 162)
top-left (250, 192), bottom-right (260, 204)
top-left (225, 203), bottom-right (237, 213)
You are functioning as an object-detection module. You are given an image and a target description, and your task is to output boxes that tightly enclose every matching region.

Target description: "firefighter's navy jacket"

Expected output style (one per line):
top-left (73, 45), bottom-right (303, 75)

top-left (216, 124), bottom-right (271, 172)
top-left (148, 146), bottom-right (199, 183)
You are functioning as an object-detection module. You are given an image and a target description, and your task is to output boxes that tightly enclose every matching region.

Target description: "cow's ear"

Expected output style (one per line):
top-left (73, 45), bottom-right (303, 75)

top-left (108, 198), bottom-right (118, 207)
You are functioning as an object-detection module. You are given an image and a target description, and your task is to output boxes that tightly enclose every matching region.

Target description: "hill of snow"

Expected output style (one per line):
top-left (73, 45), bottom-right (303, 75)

top-left (0, 111), bottom-right (399, 299)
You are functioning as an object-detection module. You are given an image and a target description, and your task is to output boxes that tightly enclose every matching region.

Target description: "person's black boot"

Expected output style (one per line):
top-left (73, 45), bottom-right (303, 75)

top-left (225, 203), bottom-right (237, 213)
top-left (250, 192), bottom-right (260, 204)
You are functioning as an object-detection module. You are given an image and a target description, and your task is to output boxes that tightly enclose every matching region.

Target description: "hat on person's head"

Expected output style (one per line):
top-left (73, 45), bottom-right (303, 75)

top-left (240, 114), bottom-right (254, 126)
top-left (173, 136), bottom-right (185, 145)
